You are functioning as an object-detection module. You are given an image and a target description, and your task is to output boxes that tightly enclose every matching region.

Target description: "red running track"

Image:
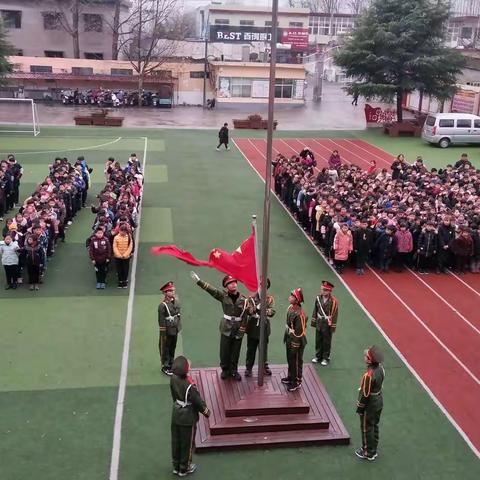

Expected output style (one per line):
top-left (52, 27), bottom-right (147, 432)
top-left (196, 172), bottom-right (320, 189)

top-left (234, 136), bottom-right (480, 457)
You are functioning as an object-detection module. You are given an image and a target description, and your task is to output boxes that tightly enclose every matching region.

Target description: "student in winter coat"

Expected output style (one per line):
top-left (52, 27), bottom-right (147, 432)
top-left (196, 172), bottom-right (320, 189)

top-left (471, 226), bottom-right (480, 273)
top-left (394, 224), bottom-right (413, 271)
top-left (216, 123), bottom-right (230, 150)
top-left (374, 225), bottom-right (397, 272)
top-left (328, 150), bottom-right (342, 170)
top-left (450, 227), bottom-right (474, 274)
top-left (437, 217), bottom-right (456, 273)
top-left (353, 219), bottom-right (373, 275)
top-left (417, 222), bottom-right (438, 273)
top-left (89, 227), bottom-right (112, 289)
top-left (112, 224), bottom-right (133, 288)
top-left (25, 235), bottom-right (44, 290)
top-left (0, 235), bottom-right (19, 289)
top-left (333, 224), bottom-right (353, 273)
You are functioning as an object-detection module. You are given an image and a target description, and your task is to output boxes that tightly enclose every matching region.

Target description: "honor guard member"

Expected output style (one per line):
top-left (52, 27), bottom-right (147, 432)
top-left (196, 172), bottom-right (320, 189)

top-left (158, 281), bottom-right (181, 376)
top-left (311, 281), bottom-right (338, 366)
top-left (170, 356), bottom-right (210, 476)
top-left (191, 271), bottom-right (249, 381)
top-left (244, 278), bottom-right (276, 377)
top-left (355, 346), bottom-right (385, 461)
top-left (282, 288), bottom-right (307, 392)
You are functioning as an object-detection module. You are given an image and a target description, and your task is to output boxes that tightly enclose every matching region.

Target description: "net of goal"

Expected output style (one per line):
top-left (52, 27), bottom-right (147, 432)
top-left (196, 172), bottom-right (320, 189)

top-left (0, 98), bottom-right (40, 136)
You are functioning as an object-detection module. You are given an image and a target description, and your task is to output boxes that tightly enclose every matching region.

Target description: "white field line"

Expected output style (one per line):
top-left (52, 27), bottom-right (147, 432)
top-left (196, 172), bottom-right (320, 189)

top-left (342, 138), bottom-right (393, 166)
top-left (447, 271), bottom-right (480, 297)
top-left (233, 137), bottom-right (480, 459)
top-left (109, 136), bottom-right (148, 480)
top-left (406, 268), bottom-right (480, 336)
top-left (0, 136), bottom-right (122, 156)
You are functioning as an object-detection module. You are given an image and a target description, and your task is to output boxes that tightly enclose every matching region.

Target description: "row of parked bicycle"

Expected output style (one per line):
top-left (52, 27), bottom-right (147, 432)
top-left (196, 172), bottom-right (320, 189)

top-left (61, 89), bottom-right (172, 107)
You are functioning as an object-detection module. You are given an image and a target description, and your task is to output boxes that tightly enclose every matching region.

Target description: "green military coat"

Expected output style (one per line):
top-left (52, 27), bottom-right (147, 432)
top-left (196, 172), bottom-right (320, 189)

top-left (158, 298), bottom-right (181, 336)
top-left (170, 374), bottom-right (209, 426)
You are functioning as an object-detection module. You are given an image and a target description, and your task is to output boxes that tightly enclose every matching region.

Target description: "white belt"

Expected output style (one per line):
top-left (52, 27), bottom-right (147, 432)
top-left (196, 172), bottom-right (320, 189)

top-left (224, 314), bottom-right (242, 322)
top-left (175, 400), bottom-right (191, 408)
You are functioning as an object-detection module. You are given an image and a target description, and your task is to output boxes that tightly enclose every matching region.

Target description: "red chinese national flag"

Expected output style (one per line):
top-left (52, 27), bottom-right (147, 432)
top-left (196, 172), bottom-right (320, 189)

top-left (151, 229), bottom-right (258, 292)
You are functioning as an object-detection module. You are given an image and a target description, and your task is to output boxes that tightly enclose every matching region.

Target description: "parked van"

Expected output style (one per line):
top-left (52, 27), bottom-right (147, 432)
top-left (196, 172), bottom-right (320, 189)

top-left (422, 113), bottom-right (480, 148)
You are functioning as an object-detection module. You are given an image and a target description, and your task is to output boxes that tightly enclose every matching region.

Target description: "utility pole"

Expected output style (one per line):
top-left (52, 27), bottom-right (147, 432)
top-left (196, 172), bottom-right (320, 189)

top-left (257, 0), bottom-right (279, 387)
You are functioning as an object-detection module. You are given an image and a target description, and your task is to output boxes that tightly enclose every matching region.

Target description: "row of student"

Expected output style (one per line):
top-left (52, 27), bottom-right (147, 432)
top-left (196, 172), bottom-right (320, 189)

top-left (273, 149), bottom-right (480, 274)
top-left (87, 154), bottom-right (143, 289)
top-left (0, 155), bottom-right (23, 221)
top-left (0, 156), bottom-right (91, 290)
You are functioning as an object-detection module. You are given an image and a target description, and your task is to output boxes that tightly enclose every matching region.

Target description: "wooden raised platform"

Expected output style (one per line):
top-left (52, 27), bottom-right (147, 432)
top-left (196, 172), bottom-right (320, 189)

top-left (191, 364), bottom-right (350, 452)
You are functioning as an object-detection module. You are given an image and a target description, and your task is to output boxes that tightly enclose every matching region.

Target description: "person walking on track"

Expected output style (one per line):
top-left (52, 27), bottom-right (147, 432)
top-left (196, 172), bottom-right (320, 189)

top-left (216, 123), bottom-right (230, 151)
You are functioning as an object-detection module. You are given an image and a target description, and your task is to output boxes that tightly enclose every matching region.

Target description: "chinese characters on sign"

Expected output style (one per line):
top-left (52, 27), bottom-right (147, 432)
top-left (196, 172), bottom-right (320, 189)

top-left (364, 104), bottom-right (397, 125)
top-left (210, 26), bottom-right (309, 51)
top-left (451, 89), bottom-right (476, 114)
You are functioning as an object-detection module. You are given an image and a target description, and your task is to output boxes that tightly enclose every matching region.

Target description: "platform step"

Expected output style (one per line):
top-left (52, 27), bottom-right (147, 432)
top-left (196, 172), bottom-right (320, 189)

top-left (210, 414), bottom-right (329, 435)
top-left (225, 398), bottom-right (310, 417)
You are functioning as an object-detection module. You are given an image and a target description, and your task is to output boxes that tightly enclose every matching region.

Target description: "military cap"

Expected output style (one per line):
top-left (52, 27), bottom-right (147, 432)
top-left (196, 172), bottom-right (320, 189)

top-left (321, 280), bottom-right (335, 292)
top-left (291, 287), bottom-right (304, 304)
top-left (364, 345), bottom-right (384, 364)
top-left (172, 356), bottom-right (190, 377)
top-left (222, 275), bottom-right (237, 288)
top-left (160, 281), bottom-right (175, 293)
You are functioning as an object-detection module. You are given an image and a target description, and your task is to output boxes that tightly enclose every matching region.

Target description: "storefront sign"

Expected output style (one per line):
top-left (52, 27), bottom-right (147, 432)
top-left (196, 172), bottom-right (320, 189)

top-left (210, 26), bottom-right (272, 43)
top-left (280, 28), bottom-right (309, 51)
top-left (210, 25), bottom-right (309, 50)
top-left (451, 89), bottom-right (476, 114)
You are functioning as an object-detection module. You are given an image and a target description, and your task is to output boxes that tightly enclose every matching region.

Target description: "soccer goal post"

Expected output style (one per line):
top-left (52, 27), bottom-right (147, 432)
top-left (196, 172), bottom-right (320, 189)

top-left (0, 98), bottom-right (40, 136)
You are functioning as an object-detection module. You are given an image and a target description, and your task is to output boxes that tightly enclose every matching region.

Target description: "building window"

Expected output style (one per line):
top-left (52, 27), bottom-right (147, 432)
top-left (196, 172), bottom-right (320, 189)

top-left (214, 19), bottom-right (230, 25)
top-left (289, 22), bottom-right (303, 27)
top-left (240, 20), bottom-right (254, 26)
top-left (231, 77), bottom-right (252, 97)
top-left (72, 67), bottom-right (94, 75)
top-left (111, 68), bottom-right (133, 76)
top-left (1, 10), bottom-right (22, 29)
top-left (84, 52), bottom-right (104, 60)
top-left (265, 21), bottom-right (279, 27)
top-left (44, 50), bottom-right (64, 58)
top-left (446, 22), bottom-right (460, 43)
top-left (275, 78), bottom-right (294, 98)
top-left (461, 26), bottom-right (473, 39)
top-left (42, 12), bottom-right (62, 30)
top-left (332, 16), bottom-right (355, 35)
top-left (152, 70), bottom-right (172, 78)
top-left (190, 71), bottom-right (209, 78)
top-left (84, 13), bottom-right (103, 32)
top-left (30, 65), bottom-right (53, 73)
top-left (309, 16), bottom-right (331, 35)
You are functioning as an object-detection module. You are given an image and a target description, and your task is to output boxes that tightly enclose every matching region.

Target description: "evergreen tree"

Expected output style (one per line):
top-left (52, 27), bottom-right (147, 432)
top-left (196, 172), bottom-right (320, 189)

top-left (334, 0), bottom-right (465, 122)
top-left (0, 21), bottom-right (14, 85)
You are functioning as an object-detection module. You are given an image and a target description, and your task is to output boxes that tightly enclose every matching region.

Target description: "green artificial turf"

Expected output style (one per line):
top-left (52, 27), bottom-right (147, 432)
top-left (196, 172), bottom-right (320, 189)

top-left (0, 126), bottom-right (479, 480)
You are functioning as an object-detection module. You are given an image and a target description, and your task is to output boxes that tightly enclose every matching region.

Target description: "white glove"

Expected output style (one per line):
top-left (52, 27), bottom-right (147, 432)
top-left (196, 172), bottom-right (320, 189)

top-left (190, 271), bottom-right (200, 282)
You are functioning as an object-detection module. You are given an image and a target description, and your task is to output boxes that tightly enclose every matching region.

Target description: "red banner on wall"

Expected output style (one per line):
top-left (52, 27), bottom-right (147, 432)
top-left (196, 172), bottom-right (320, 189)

top-left (279, 28), bottom-right (309, 51)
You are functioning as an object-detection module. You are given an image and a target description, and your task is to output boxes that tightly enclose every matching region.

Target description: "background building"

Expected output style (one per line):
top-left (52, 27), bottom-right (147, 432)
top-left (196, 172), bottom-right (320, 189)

top-left (0, 0), bottom-right (130, 59)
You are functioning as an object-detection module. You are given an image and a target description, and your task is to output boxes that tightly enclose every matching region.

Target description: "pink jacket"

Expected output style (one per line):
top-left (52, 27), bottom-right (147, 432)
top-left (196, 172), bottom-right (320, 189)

top-left (395, 229), bottom-right (413, 253)
top-left (334, 230), bottom-right (353, 260)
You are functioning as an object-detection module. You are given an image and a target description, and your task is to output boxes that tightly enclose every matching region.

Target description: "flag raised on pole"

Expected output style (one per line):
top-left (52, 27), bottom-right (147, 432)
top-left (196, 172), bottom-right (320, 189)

top-left (151, 229), bottom-right (259, 292)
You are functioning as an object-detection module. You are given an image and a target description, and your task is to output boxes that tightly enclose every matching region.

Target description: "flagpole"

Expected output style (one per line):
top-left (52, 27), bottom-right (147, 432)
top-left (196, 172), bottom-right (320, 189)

top-left (252, 215), bottom-right (261, 297)
top-left (257, 0), bottom-right (278, 388)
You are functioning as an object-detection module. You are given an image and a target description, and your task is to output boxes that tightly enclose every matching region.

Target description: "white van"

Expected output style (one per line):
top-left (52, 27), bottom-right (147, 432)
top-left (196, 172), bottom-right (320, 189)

top-left (422, 113), bottom-right (480, 148)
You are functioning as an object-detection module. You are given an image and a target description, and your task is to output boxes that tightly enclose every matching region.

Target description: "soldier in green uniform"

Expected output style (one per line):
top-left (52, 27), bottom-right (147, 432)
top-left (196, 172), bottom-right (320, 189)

top-left (191, 271), bottom-right (250, 381)
top-left (170, 355), bottom-right (210, 476)
top-left (281, 287), bottom-right (307, 392)
top-left (355, 345), bottom-right (385, 461)
top-left (311, 281), bottom-right (338, 366)
top-left (158, 281), bottom-right (181, 376)
top-left (244, 278), bottom-right (276, 377)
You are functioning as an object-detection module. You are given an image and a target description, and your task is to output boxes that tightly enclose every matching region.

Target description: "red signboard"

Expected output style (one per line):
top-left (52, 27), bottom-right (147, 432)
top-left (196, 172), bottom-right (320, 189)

top-left (280, 28), bottom-right (309, 51)
top-left (364, 104), bottom-right (397, 124)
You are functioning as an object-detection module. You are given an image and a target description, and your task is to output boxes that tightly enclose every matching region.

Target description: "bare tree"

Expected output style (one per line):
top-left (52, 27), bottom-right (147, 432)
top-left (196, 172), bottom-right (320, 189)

top-left (347, 0), bottom-right (370, 15)
top-left (121, 0), bottom-right (183, 105)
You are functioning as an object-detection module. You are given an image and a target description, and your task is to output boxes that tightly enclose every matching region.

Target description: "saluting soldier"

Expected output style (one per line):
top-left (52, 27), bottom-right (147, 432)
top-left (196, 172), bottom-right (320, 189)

top-left (355, 345), bottom-right (385, 461)
top-left (158, 281), bottom-right (181, 376)
top-left (282, 288), bottom-right (307, 392)
top-left (191, 271), bottom-right (249, 381)
top-left (311, 280), bottom-right (338, 366)
top-left (170, 356), bottom-right (210, 477)
top-left (244, 278), bottom-right (276, 377)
